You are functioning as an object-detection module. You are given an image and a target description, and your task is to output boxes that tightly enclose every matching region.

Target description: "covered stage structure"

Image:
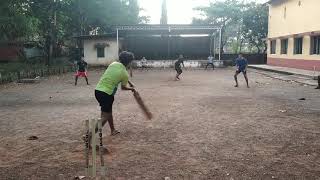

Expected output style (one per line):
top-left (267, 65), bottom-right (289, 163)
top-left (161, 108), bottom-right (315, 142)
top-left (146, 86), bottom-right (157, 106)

top-left (114, 25), bottom-right (222, 60)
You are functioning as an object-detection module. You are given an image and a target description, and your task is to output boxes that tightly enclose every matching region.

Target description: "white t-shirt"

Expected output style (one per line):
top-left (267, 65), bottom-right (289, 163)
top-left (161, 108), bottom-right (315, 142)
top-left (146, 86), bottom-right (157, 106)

top-left (208, 56), bottom-right (214, 63)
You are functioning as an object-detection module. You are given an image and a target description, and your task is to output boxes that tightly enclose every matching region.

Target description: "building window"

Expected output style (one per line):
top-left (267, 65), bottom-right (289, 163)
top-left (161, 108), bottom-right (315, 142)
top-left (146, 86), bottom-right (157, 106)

top-left (97, 47), bottom-right (105, 58)
top-left (294, 37), bottom-right (303, 54)
top-left (281, 39), bottom-right (288, 54)
top-left (270, 40), bottom-right (276, 54)
top-left (311, 36), bottom-right (320, 55)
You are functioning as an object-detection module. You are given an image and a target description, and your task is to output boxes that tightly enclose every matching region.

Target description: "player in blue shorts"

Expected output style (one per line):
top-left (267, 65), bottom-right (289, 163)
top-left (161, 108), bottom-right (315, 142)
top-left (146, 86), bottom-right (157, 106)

top-left (234, 54), bottom-right (249, 88)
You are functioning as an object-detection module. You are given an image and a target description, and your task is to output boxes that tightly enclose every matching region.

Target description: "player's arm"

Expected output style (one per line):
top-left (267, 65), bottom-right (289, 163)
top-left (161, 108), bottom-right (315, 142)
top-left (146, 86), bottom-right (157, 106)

top-left (121, 85), bottom-right (135, 92)
top-left (121, 73), bottom-right (135, 92)
top-left (85, 62), bottom-right (88, 71)
top-left (76, 62), bottom-right (80, 71)
top-left (121, 81), bottom-right (135, 92)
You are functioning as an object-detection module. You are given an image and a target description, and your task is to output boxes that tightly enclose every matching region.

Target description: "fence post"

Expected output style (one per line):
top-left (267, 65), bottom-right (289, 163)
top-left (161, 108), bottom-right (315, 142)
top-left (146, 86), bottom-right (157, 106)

top-left (8, 72), bottom-right (12, 82)
top-left (17, 71), bottom-right (20, 80)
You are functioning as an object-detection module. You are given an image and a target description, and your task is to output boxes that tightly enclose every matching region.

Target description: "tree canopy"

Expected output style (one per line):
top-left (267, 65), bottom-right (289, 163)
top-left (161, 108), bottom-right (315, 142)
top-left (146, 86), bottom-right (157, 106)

top-left (193, 0), bottom-right (268, 54)
top-left (0, 0), bottom-right (149, 42)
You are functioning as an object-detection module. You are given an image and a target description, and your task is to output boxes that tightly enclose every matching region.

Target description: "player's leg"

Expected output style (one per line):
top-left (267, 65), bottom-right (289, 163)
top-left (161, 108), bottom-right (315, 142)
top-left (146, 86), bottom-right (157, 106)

top-left (102, 98), bottom-right (119, 136)
top-left (95, 90), bottom-right (119, 135)
top-left (234, 71), bottom-right (240, 87)
top-left (84, 72), bottom-right (89, 85)
top-left (176, 68), bottom-right (182, 80)
top-left (243, 71), bottom-right (249, 88)
top-left (101, 111), bottom-right (119, 135)
top-left (75, 73), bottom-right (79, 86)
top-left (175, 68), bottom-right (180, 80)
top-left (316, 75), bottom-right (320, 89)
top-left (211, 63), bottom-right (215, 70)
top-left (85, 77), bottom-right (89, 85)
top-left (205, 63), bottom-right (209, 69)
top-left (175, 73), bottom-right (180, 80)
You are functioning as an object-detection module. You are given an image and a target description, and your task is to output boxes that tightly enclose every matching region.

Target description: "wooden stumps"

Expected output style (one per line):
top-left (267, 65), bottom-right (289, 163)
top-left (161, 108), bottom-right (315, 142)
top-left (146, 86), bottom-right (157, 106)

top-left (84, 120), bottom-right (90, 176)
top-left (85, 119), bottom-right (106, 177)
top-left (90, 119), bottom-right (97, 177)
top-left (98, 119), bottom-right (106, 175)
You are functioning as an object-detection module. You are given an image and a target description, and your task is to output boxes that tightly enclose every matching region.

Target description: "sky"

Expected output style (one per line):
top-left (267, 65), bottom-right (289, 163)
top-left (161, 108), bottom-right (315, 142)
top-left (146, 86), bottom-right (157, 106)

top-left (138, 0), bottom-right (269, 24)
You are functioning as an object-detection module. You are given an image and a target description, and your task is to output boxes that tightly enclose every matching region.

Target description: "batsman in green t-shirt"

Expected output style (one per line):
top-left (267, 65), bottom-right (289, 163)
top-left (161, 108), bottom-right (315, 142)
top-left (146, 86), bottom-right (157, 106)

top-left (94, 51), bottom-right (135, 136)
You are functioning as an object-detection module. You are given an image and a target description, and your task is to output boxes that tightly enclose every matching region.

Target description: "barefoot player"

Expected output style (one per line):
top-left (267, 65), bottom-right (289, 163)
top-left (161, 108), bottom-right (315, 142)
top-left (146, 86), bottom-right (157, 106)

top-left (75, 57), bottom-right (89, 85)
top-left (175, 54), bottom-right (185, 80)
top-left (95, 51), bottom-right (135, 136)
top-left (234, 53), bottom-right (249, 88)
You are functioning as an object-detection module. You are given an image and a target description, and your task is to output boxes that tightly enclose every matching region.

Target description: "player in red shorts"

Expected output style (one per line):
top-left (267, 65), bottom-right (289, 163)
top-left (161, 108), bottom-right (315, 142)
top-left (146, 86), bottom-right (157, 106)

top-left (75, 57), bottom-right (89, 86)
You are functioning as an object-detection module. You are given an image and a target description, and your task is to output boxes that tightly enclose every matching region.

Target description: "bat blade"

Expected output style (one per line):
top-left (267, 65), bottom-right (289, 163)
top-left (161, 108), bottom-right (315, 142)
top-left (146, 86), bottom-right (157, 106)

top-left (133, 91), bottom-right (153, 120)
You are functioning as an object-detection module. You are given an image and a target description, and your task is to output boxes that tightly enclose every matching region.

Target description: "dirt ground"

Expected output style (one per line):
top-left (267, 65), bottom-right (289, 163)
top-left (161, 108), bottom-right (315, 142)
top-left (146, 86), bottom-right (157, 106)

top-left (0, 68), bottom-right (319, 180)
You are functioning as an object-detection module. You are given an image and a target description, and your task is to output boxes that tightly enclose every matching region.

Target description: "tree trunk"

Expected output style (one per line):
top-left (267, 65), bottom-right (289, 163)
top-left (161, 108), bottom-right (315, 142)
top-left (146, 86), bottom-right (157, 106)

top-left (45, 34), bottom-right (51, 66)
top-left (239, 39), bottom-right (244, 53)
top-left (263, 42), bottom-right (267, 54)
top-left (219, 25), bottom-right (226, 55)
top-left (257, 46), bottom-right (261, 54)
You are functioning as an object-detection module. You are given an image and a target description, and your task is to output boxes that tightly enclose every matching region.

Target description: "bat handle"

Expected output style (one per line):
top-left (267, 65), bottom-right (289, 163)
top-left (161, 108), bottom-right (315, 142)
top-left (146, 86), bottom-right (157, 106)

top-left (128, 81), bottom-right (134, 87)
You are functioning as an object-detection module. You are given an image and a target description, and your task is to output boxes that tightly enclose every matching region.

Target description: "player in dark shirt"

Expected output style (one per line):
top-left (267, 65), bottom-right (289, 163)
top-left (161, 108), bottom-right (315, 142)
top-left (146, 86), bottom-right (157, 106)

top-left (234, 53), bottom-right (249, 88)
top-left (175, 54), bottom-right (185, 80)
top-left (75, 57), bottom-right (89, 86)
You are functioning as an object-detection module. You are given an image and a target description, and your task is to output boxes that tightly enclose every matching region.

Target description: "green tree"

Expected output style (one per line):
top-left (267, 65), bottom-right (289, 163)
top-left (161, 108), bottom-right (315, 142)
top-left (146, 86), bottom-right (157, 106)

top-left (193, 0), bottom-right (268, 54)
top-left (193, 0), bottom-right (244, 53)
top-left (242, 3), bottom-right (268, 53)
top-left (1, 0), bottom-right (148, 40)
top-left (0, 0), bottom-right (40, 41)
top-left (0, 0), bottom-right (148, 65)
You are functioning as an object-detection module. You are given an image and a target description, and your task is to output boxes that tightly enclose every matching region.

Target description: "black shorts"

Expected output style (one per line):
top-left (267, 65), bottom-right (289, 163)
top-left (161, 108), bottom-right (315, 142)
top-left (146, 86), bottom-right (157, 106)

top-left (95, 90), bottom-right (114, 113)
top-left (175, 67), bottom-right (182, 74)
top-left (236, 69), bottom-right (247, 74)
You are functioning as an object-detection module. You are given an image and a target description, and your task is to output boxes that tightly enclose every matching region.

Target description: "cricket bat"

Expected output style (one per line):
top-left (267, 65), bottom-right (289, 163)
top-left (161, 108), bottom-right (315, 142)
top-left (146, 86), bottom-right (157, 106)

top-left (129, 81), bottom-right (152, 120)
top-left (133, 91), bottom-right (153, 120)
